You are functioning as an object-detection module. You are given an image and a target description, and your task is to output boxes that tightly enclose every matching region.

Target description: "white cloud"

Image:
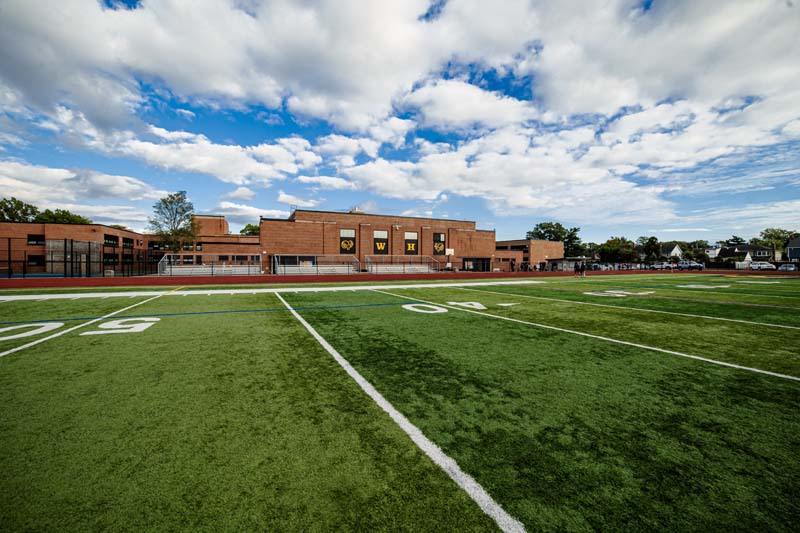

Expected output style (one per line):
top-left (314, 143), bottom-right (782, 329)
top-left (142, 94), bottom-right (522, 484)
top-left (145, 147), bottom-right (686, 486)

top-left (277, 190), bottom-right (321, 208)
top-left (296, 175), bottom-right (357, 190)
top-left (0, 159), bottom-right (166, 204)
top-left (222, 186), bottom-right (256, 201)
top-left (315, 134), bottom-right (381, 167)
top-left (405, 79), bottom-right (537, 131)
top-left (214, 201), bottom-right (288, 225)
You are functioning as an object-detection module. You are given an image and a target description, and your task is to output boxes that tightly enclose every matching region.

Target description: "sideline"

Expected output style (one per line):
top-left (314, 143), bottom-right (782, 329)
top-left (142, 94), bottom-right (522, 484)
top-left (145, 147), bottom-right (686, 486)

top-left (373, 290), bottom-right (800, 383)
top-left (275, 292), bottom-right (526, 533)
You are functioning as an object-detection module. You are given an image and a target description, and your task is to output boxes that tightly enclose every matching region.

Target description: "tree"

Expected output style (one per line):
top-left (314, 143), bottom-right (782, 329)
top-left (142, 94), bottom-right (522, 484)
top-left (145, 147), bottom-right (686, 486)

top-left (725, 235), bottom-right (746, 246)
top-left (34, 209), bottom-right (92, 224)
top-left (527, 222), bottom-right (584, 256)
top-left (108, 224), bottom-right (129, 231)
top-left (751, 228), bottom-right (798, 250)
top-left (0, 197), bottom-right (39, 222)
top-left (148, 191), bottom-right (197, 253)
top-left (636, 236), bottom-right (660, 261)
top-left (598, 236), bottom-right (639, 263)
top-left (239, 223), bottom-right (260, 236)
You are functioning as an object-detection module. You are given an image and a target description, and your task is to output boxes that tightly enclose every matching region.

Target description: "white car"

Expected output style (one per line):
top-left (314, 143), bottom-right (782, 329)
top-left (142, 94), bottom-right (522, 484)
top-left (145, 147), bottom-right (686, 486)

top-left (749, 261), bottom-right (776, 270)
top-left (777, 264), bottom-right (797, 272)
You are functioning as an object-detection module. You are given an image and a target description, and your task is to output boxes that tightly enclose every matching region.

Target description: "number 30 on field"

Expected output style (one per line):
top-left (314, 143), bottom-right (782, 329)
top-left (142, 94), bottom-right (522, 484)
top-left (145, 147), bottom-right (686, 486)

top-left (0, 318), bottom-right (160, 341)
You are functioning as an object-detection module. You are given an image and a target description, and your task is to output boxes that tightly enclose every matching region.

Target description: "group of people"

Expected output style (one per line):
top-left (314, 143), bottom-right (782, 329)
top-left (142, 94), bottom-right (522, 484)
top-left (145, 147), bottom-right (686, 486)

top-left (573, 261), bottom-right (587, 278)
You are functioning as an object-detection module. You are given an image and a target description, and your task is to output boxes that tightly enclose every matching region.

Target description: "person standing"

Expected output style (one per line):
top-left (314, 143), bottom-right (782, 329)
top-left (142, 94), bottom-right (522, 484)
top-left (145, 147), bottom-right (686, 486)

top-left (580, 261), bottom-right (586, 278)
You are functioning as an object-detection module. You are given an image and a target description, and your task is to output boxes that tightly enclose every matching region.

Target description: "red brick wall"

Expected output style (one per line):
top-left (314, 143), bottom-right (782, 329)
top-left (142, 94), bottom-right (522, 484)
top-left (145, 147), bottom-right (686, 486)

top-left (260, 211), bottom-right (496, 271)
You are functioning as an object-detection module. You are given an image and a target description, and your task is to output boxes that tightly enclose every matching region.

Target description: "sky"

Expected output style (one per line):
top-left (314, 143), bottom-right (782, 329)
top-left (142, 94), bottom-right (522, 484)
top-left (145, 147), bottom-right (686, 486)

top-left (0, 0), bottom-right (798, 244)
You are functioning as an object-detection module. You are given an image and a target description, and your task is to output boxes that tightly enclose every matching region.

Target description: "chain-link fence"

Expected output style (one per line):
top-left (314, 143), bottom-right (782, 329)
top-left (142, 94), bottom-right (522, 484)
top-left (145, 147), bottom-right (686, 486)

top-left (0, 238), bottom-right (159, 278)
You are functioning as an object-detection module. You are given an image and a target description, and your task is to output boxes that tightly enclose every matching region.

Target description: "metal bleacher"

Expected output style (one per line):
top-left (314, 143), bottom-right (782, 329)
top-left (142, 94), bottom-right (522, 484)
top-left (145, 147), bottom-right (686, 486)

top-left (365, 255), bottom-right (440, 274)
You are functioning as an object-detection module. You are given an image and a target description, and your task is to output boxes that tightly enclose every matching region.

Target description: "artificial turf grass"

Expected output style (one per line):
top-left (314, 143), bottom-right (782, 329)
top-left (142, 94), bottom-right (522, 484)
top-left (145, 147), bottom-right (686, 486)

top-left (285, 289), bottom-right (800, 532)
top-left (456, 284), bottom-right (800, 328)
top-left (0, 293), bottom-right (498, 532)
top-left (393, 286), bottom-right (800, 378)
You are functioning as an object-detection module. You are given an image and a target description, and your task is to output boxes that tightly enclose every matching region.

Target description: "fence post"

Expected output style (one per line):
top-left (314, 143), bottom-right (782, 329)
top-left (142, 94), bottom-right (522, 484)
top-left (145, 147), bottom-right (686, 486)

top-left (63, 238), bottom-right (68, 277)
top-left (23, 250), bottom-right (27, 278)
top-left (6, 238), bottom-right (11, 278)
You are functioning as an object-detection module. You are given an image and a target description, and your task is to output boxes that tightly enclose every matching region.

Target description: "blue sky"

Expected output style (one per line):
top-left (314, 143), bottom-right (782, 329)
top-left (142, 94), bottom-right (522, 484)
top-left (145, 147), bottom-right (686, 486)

top-left (1, 0), bottom-right (798, 244)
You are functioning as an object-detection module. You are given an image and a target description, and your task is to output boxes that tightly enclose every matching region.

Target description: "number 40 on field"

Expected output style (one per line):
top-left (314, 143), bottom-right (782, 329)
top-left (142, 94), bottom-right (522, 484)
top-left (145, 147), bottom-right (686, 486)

top-left (0, 318), bottom-right (160, 341)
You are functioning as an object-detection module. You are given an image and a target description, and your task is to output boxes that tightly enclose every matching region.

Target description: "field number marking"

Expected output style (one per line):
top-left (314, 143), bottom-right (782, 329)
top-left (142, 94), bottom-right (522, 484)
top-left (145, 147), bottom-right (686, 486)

top-left (0, 322), bottom-right (64, 341)
top-left (0, 318), bottom-right (161, 341)
top-left (80, 318), bottom-right (160, 336)
top-left (402, 304), bottom-right (449, 314)
top-left (0, 294), bottom-right (163, 358)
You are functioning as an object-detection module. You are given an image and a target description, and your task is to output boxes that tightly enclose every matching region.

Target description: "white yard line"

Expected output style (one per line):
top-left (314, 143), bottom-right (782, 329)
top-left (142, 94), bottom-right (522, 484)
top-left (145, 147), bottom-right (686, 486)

top-left (0, 294), bottom-right (163, 359)
top-left (275, 292), bottom-right (525, 533)
top-left (458, 287), bottom-right (800, 331)
top-left (0, 280), bottom-right (544, 301)
top-left (373, 290), bottom-right (800, 383)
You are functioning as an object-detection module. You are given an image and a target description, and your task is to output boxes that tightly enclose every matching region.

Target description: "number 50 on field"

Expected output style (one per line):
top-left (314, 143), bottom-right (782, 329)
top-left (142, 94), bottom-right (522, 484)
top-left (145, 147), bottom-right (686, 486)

top-left (0, 318), bottom-right (160, 341)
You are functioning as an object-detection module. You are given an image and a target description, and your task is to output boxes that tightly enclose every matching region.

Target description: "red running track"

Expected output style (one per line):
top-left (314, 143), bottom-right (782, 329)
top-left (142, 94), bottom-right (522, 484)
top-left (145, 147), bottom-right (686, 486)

top-left (0, 269), bottom-right (796, 290)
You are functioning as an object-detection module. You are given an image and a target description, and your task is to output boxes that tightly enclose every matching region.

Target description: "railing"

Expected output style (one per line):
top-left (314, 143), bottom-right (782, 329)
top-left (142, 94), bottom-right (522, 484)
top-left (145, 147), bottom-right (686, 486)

top-left (158, 254), bottom-right (262, 276)
top-left (365, 255), bottom-right (440, 274)
top-left (271, 254), bottom-right (361, 275)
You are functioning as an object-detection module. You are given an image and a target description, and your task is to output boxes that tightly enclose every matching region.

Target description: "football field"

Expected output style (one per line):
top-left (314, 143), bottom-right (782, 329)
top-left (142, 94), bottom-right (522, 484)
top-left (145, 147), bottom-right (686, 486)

top-left (1, 274), bottom-right (799, 531)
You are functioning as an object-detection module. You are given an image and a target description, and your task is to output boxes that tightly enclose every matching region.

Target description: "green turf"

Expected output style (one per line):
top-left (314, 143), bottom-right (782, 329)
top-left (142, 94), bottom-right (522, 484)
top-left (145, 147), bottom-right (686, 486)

top-left (1, 275), bottom-right (799, 531)
top-left (284, 288), bottom-right (800, 531)
top-left (0, 294), bottom-right (497, 531)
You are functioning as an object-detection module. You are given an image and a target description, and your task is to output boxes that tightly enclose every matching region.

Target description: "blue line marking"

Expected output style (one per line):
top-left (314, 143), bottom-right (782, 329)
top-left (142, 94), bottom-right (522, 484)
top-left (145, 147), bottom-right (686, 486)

top-left (0, 301), bottom-right (406, 326)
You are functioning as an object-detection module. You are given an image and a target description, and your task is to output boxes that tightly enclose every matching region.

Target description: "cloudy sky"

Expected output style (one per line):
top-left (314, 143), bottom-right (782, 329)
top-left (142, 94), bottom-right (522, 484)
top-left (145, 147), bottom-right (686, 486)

top-left (1, 0), bottom-right (798, 242)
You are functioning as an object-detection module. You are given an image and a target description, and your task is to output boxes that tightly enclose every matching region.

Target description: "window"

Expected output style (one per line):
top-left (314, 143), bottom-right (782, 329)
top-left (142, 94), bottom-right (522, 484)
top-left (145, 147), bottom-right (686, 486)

top-left (27, 255), bottom-right (45, 266)
top-left (148, 241), bottom-right (162, 250)
top-left (373, 230), bottom-right (389, 254)
top-left (122, 237), bottom-right (134, 249)
top-left (27, 234), bottom-right (45, 245)
top-left (103, 253), bottom-right (118, 265)
top-left (340, 228), bottom-right (356, 254)
top-left (195, 242), bottom-right (203, 251)
top-left (251, 255), bottom-right (260, 261)
top-left (218, 255), bottom-right (229, 261)
top-left (433, 232), bottom-right (445, 256)
top-left (103, 234), bottom-right (119, 247)
top-left (182, 243), bottom-right (193, 251)
top-left (234, 256), bottom-right (248, 261)
top-left (404, 231), bottom-right (418, 255)
top-left (182, 256), bottom-right (194, 264)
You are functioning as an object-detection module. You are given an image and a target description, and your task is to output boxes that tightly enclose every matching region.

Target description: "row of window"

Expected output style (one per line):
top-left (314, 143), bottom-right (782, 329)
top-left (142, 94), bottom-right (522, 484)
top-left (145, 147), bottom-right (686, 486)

top-left (339, 229), bottom-right (446, 255)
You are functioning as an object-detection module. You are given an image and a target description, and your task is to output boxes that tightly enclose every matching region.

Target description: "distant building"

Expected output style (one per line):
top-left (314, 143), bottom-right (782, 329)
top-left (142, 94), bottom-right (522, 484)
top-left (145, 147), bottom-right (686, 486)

top-left (494, 239), bottom-right (565, 271)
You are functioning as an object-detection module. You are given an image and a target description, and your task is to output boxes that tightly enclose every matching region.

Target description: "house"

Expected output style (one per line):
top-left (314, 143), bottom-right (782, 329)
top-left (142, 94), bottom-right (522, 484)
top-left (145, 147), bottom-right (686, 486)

top-left (717, 244), bottom-right (775, 263)
top-left (787, 237), bottom-right (800, 263)
top-left (660, 243), bottom-right (682, 259)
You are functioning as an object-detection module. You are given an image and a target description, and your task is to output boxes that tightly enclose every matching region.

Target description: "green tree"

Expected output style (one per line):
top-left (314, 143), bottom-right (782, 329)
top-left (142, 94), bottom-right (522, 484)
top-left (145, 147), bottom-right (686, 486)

top-left (598, 236), bottom-right (639, 263)
top-left (239, 223), bottom-right (260, 236)
top-left (108, 224), bottom-right (129, 231)
top-left (750, 228), bottom-right (798, 250)
top-left (34, 209), bottom-right (92, 224)
top-left (636, 236), bottom-right (660, 261)
top-left (0, 197), bottom-right (39, 222)
top-left (527, 222), bottom-right (584, 256)
top-left (148, 191), bottom-right (197, 253)
top-left (725, 235), bottom-right (746, 246)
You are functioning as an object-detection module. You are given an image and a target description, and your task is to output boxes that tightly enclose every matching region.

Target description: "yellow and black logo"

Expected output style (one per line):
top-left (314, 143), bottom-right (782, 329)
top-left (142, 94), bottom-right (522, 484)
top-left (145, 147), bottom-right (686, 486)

top-left (340, 239), bottom-right (355, 252)
top-left (406, 243), bottom-right (416, 251)
top-left (433, 242), bottom-right (445, 253)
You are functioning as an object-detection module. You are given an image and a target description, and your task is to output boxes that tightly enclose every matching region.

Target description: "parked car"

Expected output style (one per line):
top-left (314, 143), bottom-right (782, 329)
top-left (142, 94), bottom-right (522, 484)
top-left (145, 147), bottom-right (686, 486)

top-left (650, 261), bottom-right (673, 270)
top-left (677, 260), bottom-right (704, 271)
top-left (778, 264), bottom-right (797, 272)
top-left (750, 261), bottom-right (776, 270)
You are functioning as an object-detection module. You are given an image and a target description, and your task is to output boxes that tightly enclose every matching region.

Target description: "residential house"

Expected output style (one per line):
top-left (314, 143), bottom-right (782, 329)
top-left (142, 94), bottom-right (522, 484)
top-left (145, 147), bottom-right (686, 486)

top-left (660, 243), bottom-right (683, 259)
top-left (787, 237), bottom-right (800, 263)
